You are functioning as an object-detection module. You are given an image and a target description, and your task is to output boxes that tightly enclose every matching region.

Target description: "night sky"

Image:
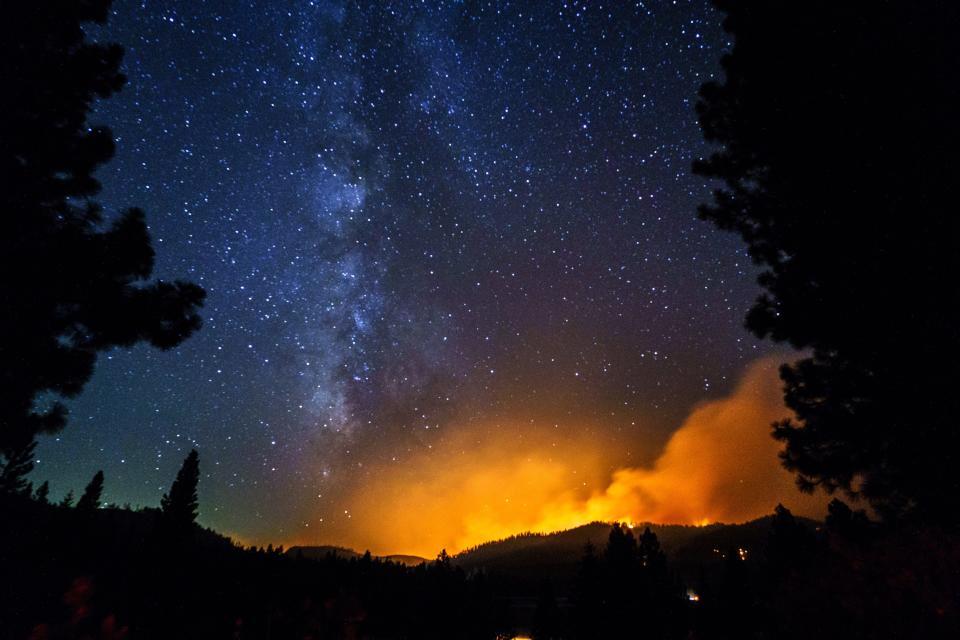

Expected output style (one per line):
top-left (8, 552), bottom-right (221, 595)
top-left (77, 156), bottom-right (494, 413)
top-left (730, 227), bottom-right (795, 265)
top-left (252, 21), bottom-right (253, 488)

top-left (36, 1), bottom-right (782, 552)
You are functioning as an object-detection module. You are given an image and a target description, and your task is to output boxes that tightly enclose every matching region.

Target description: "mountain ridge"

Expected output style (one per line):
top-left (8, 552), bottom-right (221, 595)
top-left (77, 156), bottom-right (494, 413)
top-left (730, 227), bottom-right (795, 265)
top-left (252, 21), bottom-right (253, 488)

top-left (287, 513), bottom-right (820, 578)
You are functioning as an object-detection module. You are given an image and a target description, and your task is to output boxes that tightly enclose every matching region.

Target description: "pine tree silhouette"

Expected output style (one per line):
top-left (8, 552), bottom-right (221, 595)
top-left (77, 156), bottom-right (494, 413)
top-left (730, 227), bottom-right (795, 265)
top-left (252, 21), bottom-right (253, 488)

top-left (161, 449), bottom-right (200, 527)
top-left (76, 470), bottom-right (104, 510)
top-left (0, 441), bottom-right (36, 495)
top-left (603, 522), bottom-right (636, 569)
top-left (603, 524), bottom-right (637, 636)
top-left (694, 0), bottom-right (960, 526)
top-left (636, 527), bottom-right (672, 639)
top-left (34, 480), bottom-right (50, 504)
top-left (824, 498), bottom-right (871, 542)
top-left (766, 504), bottom-right (814, 578)
top-left (637, 526), bottom-right (666, 571)
top-left (573, 540), bottom-right (603, 638)
top-left (0, 0), bottom-right (205, 480)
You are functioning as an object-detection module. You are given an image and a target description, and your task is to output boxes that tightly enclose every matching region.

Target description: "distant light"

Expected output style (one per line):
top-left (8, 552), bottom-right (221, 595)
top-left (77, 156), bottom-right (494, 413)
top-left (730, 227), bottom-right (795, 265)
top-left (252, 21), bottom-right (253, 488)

top-left (686, 589), bottom-right (700, 602)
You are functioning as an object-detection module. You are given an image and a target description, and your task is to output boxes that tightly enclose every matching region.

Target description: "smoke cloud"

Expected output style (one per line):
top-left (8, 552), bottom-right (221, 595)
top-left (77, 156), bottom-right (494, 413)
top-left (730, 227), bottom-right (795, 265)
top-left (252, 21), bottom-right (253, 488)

top-left (320, 357), bottom-right (827, 557)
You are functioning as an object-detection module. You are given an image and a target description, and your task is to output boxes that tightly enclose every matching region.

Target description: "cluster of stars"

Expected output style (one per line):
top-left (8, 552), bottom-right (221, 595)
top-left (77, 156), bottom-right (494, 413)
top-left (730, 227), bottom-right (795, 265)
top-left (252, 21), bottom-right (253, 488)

top-left (36, 0), bottom-right (764, 544)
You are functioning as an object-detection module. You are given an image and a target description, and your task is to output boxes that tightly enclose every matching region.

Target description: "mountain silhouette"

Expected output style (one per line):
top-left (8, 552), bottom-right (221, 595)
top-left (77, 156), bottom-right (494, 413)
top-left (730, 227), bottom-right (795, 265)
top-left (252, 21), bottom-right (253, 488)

top-left (287, 545), bottom-right (429, 567)
top-left (290, 516), bottom-right (819, 593)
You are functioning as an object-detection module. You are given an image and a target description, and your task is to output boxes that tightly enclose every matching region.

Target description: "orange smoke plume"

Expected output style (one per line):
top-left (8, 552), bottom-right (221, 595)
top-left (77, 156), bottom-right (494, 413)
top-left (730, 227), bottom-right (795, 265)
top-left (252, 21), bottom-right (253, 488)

top-left (329, 357), bottom-right (826, 557)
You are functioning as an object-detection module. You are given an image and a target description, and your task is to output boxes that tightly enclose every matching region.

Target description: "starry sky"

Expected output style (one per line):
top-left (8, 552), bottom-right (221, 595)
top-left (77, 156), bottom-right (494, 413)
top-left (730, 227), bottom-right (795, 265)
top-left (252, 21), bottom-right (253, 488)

top-left (35, 0), bottom-right (778, 550)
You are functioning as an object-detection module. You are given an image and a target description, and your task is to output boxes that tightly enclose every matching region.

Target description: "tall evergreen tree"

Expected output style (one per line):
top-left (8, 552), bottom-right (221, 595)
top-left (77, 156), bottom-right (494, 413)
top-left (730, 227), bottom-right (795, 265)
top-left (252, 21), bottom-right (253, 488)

top-left (572, 541), bottom-right (604, 639)
top-left (824, 498), bottom-right (871, 542)
top-left (766, 504), bottom-right (814, 579)
top-left (0, 440), bottom-right (36, 495)
top-left (0, 1), bottom-right (205, 484)
top-left (603, 523), bottom-right (637, 569)
top-left (636, 527), bottom-right (674, 639)
top-left (161, 449), bottom-right (200, 527)
top-left (76, 470), bottom-right (104, 510)
top-left (637, 526), bottom-right (666, 572)
top-left (34, 480), bottom-right (50, 505)
top-left (603, 524), bottom-right (637, 636)
top-left (694, 1), bottom-right (960, 526)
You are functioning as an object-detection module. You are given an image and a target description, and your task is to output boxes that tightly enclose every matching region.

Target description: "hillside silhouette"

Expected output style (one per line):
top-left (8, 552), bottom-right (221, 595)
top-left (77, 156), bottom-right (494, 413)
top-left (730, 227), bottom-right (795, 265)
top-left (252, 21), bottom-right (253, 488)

top-left (4, 453), bottom-right (960, 638)
top-left (289, 518), bottom-right (801, 589)
top-left (454, 516), bottom-right (817, 585)
top-left (1, 485), bottom-right (507, 638)
top-left (287, 546), bottom-right (429, 567)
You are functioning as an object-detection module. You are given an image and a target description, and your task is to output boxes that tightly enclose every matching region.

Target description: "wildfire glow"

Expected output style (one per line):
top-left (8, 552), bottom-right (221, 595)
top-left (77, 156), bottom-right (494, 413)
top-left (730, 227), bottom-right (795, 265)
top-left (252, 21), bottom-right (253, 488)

top-left (312, 357), bottom-right (826, 557)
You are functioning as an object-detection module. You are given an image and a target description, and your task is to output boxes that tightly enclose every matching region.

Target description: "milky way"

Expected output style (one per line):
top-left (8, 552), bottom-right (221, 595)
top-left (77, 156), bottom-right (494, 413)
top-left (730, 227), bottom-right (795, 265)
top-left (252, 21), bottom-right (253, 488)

top-left (36, 1), bottom-right (773, 546)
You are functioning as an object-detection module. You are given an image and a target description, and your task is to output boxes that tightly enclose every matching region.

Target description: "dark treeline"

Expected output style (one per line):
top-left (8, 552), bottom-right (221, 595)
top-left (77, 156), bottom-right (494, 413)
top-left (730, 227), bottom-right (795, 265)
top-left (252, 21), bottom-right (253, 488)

top-left (547, 506), bottom-right (959, 640)
top-left (0, 0), bottom-right (204, 492)
top-left (4, 466), bottom-right (958, 639)
top-left (0, 452), bottom-right (510, 639)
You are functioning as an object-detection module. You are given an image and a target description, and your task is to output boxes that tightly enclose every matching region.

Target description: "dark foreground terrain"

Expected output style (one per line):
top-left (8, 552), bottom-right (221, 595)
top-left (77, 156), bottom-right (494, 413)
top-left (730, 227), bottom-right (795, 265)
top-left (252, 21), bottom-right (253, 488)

top-left (3, 494), bottom-right (959, 639)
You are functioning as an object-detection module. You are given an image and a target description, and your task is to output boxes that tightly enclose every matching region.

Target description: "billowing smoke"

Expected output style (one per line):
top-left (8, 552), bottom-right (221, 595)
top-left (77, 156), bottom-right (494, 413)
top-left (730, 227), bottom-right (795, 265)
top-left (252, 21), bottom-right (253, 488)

top-left (322, 357), bottom-right (827, 557)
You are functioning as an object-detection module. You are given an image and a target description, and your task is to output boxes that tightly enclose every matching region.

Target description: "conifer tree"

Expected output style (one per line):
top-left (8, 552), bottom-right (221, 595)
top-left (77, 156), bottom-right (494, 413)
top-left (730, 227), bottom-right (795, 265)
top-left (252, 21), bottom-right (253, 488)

top-left (636, 527), bottom-right (673, 638)
top-left (603, 524), bottom-right (637, 635)
top-left (695, 0), bottom-right (960, 526)
top-left (161, 449), bottom-right (200, 527)
top-left (824, 498), bottom-right (871, 542)
top-left (76, 470), bottom-right (104, 510)
top-left (34, 480), bottom-right (50, 505)
top-left (603, 523), bottom-right (637, 569)
top-left (0, 0), bottom-right (205, 485)
top-left (573, 541), bottom-right (603, 638)
top-left (637, 526), bottom-right (666, 571)
top-left (0, 441), bottom-right (36, 495)
top-left (766, 504), bottom-right (814, 578)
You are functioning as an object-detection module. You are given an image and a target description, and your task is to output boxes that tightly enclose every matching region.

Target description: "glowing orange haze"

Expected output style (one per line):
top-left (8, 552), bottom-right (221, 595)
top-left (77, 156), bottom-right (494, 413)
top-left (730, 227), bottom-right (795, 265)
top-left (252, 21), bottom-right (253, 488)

top-left (314, 357), bottom-right (827, 558)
